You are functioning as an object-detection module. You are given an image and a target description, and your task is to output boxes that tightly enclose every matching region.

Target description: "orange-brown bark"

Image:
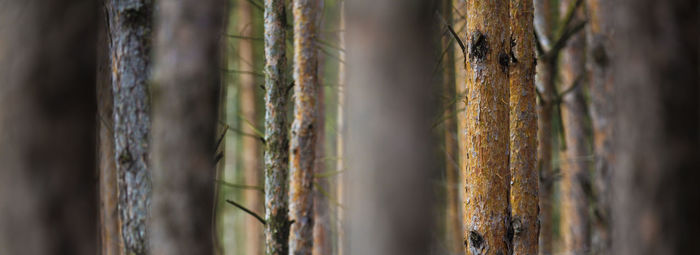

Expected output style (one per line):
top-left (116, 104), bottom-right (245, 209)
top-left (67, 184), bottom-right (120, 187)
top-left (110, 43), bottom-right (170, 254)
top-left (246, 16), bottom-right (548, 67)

top-left (509, 0), bottom-right (539, 254)
top-left (464, 1), bottom-right (511, 254)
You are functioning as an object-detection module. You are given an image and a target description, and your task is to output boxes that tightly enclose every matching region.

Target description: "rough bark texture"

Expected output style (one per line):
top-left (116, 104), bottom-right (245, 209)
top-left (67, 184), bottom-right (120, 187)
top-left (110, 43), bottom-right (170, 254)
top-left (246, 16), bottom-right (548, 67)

top-left (463, 0), bottom-right (511, 254)
top-left (263, 0), bottom-right (292, 254)
top-left (289, 0), bottom-right (319, 253)
top-left (346, 0), bottom-right (437, 254)
top-left (0, 0), bottom-right (97, 254)
top-left (335, 5), bottom-right (347, 255)
top-left (236, 0), bottom-right (264, 253)
top-left (106, 1), bottom-right (153, 253)
top-left (559, 1), bottom-right (589, 254)
top-left (585, 0), bottom-right (613, 253)
top-left (150, 0), bottom-right (224, 253)
top-left (312, 70), bottom-right (330, 255)
top-left (508, 0), bottom-right (539, 254)
top-left (613, 0), bottom-right (699, 254)
top-left (99, 13), bottom-right (122, 255)
top-left (533, 0), bottom-right (554, 253)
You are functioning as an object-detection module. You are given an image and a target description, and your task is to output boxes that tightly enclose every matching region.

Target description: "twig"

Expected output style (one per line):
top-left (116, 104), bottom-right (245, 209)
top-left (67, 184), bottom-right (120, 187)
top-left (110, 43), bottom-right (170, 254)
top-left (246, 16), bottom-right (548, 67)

top-left (557, 0), bottom-right (584, 39)
top-left (557, 73), bottom-right (585, 100)
top-left (546, 20), bottom-right (587, 60)
top-left (218, 121), bottom-right (265, 143)
top-left (227, 34), bottom-right (263, 41)
top-left (216, 180), bottom-right (264, 192)
top-left (222, 69), bottom-right (265, 78)
top-left (226, 200), bottom-right (266, 225)
top-left (436, 11), bottom-right (466, 54)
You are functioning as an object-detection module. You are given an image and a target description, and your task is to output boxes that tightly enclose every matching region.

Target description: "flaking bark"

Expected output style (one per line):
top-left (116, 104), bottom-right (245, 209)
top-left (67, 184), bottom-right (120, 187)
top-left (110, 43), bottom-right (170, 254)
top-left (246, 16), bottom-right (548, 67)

top-left (263, 0), bottom-right (292, 254)
top-left (106, 0), bottom-right (153, 253)
top-left (289, 0), bottom-right (319, 253)
top-left (464, 0), bottom-right (511, 254)
top-left (508, 0), bottom-right (540, 254)
top-left (150, 0), bottom-right (225, 253)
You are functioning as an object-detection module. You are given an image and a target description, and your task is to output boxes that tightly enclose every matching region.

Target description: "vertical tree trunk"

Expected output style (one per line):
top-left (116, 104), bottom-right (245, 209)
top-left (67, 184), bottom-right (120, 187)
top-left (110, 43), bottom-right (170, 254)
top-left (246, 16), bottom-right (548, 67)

top-left (289, 0), bottom-right (319, 253)
top-left (533, 0), bottom-right (555, 253)
top-left (150, 0), bottom-right (225, 253)
top-left (237, 0), bottom-right (264, 253)
top-left (335, 4), bottom-right (347, 255)
top-left (106, 1), bottom-right (153, 253)
top-left (559, 1), bottom-right (589, 254)
top-left (312, 71), bottom-right (330, 255)
top-left (98, 13), bottom-right (122, 255)
top-left (613, 0), bottom-right (699, 254)
top-left (463, 0), bottom-right (511, 254)
top-left (263, 0), bottom-right (292, 254)
top-left (0, 0), bottom-right (97, 254)
top-left (346, 0), bottom-right (437, 254)
top-left (452, 2), bottom-right (468, 247)
top-left (585, 0), bottom-right (613, 253)
top-left (509, 0), bottom-right (539, 254)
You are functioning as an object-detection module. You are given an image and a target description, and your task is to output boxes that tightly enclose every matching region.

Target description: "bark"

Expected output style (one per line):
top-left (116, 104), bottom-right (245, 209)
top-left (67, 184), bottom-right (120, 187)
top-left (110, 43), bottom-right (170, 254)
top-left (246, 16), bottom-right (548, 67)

top-left (335, 4), bottom-right (347, 255)
top-left (150, 0), bottom-right (225, 253)
top-left (106, 0), bottom-right (153, 253)
top-left (289, 0), bottom-right (319, 253)
top-left (441, 0), bottom-right (463, 253)
top-left (98, 13), bottom-right (122, 255)
top-left (346, 0), bottom-right (438, 254)
top-left (559, 1), bottom-right (589, 254)
top-left (585, 0), bottom-right (613, 253)
top-left (263, 0), bottom-right (292, 254)
top-left (613, 0), bottom-right (699, 254)
top-left (0, 0), bottom-right (97, 254)
top-left (508, 0), bottom-right (539, 254)
top-left (464, 0), bottom-right (511, 254)
top-left (533, 0), bottom-right (555, 253)
top-left (236, 0), bottom-right (264, 253)
top-left (312, 68), bottom-right (330, 255)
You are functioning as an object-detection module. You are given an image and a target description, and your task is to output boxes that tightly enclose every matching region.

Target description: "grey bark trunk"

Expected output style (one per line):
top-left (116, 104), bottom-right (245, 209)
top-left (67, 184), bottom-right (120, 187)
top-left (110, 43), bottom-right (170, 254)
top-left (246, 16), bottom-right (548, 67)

top-left (0, 0), bottom-right (97, 254)
top-left (346, 0), bottom-right (438, 254)
top-left (106, 0), bottom-right (153, 253)
top-left (150, 0), bottom-right (225, 253)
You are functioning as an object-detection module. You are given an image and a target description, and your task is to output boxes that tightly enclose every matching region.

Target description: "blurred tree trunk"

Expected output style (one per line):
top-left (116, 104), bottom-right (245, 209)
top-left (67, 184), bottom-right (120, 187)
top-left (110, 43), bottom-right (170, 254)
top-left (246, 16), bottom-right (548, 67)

top-left (106, 0), bottom-right (153, 253)
top-left (98, 12), bottom-right (122, 255)
top-left (289, 0), bottom-right (319, 253)
top-left (439, 1), bottom-right (462, 254)
top-left (508, 0), bottom-right (539, 254)
top-left (312, 66), bottom-right (330, 255)
top-left (559, 1), bottom-right (589, 254)
top-left (263, 0), bottom-right (292, 254)
top-left (452, 2), bottom-right (468, 248)
top-left (150, 0), bottom-right (225, 253)
top-left (236, 0), bottom-right (264, 253)
top-left (346, 0), bottom-right (437, 254)
top-left (533, 0), bottom-right (555, 253)
top-left (613, 0), bottom-right (699, 254)
top-left (464, 0), bottom-right (511, 254)
top-left (0, 0), bottom-right (97, 254)
top-left (335, 4), bottom-right (346, 255)
top-left (585, 0), bottom-right (613, 253)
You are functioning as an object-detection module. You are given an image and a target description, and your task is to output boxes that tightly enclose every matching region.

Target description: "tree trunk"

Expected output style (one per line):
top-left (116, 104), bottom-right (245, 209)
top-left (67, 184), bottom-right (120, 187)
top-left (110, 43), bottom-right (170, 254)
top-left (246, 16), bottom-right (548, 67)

top-left (312, 68), bottom-right (330, 255)
top-left (236, 0), bottom-right (264, 254)
top-left (335, 4), bottom-right (347, 255)
top-left (508, 0), bottom-right (539, 254)
top-left (263, 0), bottom-right (292, 254)
top-left (585, 0), bottom-right (613, 253)
top-left (463, 0), bottom-right (511, 254)
top-left (106, 0), bottom-right (153, 253)
top-left (98, 13), bottom-right (122, 255)
top-left (613, 0), bottom-right (699, 254)
top-left (289, 0), bottom-right (319, 253)
top-left (150, 0), bottom-right (225, 253)
top-left (559, 1), bottom-right (589, 254)
top-left (533, 0), bottom-right (555, 253)
top-left (346, 0), bottom-right (438, 254)
top-left (0, 0), bottom-right (97, 254)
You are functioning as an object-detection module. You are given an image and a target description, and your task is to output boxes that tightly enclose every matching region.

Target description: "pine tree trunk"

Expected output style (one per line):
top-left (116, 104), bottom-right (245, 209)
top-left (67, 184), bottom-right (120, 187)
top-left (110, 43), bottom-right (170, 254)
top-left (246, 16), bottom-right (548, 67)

top-left (263, 0), bottom-right (292, 254)
top-left (98, 14), bottom-right (122, 255)
top-left (585, 0), bottom-right (613, 253)
top-left (559, 1), bottom-right (589, 254)
top-left (613, 0), bottom-right (699, 254)
top-left (289, 0), bottom-right (319, 253)
top-left (335, 4), bottom-right (347, 254)
top-left (150, 0), bottom-right (225, 253)
top-left (236, 0), bottom-right (264, 253)
top-left (106, 1), bottom-right (153, 253)
top-left (312, 69), bottom-right (330, 255)
top-left (508, 0), bottom-right (539, 254)
top-left (0, 0), bottom-right (97, 253)
top-left (463, 0), bottom-right (511, 254)
top-left (346, 0), bottom-right (437, 254)
top-left (533, 0), bottom-right (555, 253)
